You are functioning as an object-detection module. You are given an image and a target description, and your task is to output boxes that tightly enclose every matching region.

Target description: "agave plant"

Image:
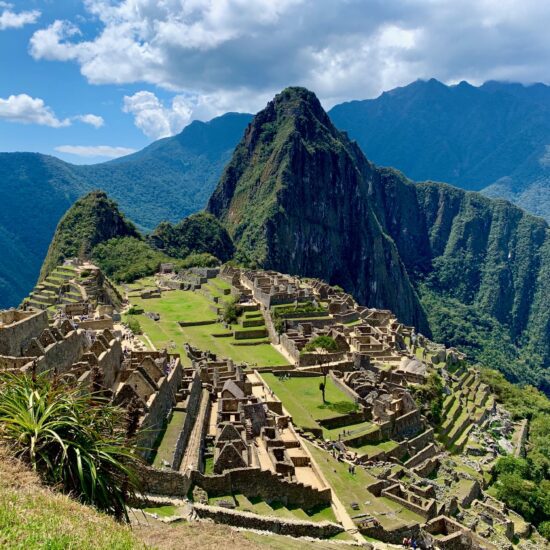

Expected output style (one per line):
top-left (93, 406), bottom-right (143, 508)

top-left (0, 371), bottom-right (141, 521)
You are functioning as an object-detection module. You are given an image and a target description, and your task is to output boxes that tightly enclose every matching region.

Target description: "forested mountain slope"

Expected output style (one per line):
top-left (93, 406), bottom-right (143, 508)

top-left (208, 87), bottom-right (550, 391)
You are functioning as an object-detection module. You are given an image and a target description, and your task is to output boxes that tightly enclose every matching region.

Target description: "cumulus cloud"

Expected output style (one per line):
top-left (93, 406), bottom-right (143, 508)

top-left (55, 145), bottom-right (136, 158)
top-left (75, 113), bottom-right (104, 128)
top-left (28, 0), bottom-right (550, 133)
top-left (0, 93), bottom-right (104, 129)
top-left (0, 94), bottom-right (71, 127)
top-left (0, 3), bottom-right (40, 30)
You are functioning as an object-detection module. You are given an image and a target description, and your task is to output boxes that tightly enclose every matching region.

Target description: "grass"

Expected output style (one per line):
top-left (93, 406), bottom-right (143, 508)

top-left (322, 420), bottom-right (377, 440)
top-left (126, 280), bottom-right (287, 367)
top-left (142, 505), bottom-right (178, 517)
top-left (152, 411), bottom-right (186, 468)
top-left (347, 439), bottom-right (399, 458)
top-left (207, 493), bottom-right (337, 523)
top-left (0, 451), bottom-right (141, 549)
top-left (261, 374), bottom-right (358, 432)
top-left (305, 442), bottom-right (424, 529)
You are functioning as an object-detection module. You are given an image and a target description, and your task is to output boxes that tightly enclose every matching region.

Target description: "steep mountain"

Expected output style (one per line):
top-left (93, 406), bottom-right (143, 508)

top-left (149, 212), bottom-right (234, 262)
top-left (208, 87), bottom-right (429, 332)
top-left (208, 87), bottom-right (550, 391)
top-left (0, 112), bottom-right (252, 308)
top-left (40, 190), bottom-right (140, 279)
top-left (329, 79), bottom-right (550, 221)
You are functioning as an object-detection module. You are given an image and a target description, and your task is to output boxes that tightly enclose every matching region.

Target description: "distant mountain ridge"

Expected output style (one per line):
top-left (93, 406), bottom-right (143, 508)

top-left (329, 79), bottom-right (550, 221)
top-left (0, 112), bottom-right (252, 308)
top-left (208, 87), bottom-right (550, 391)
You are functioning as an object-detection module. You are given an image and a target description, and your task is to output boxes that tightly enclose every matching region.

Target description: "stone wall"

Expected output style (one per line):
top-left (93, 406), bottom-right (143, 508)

top-left (193, 503), bottom-right (343, 539)
top-left (407, 428), bottom-right (434, 454)
top-left (358, 521), bottom-right (421, 545)
top-left (136, 463), bottom-right (192, 497)
top-left (97, 337), bottom-right (122, 388)
top-left (404, 443), bottom-right (437, 469)
top-left (0, 310), bottom-right (48, 356)
top-left (191, 468), bottom-right (331, 510)
top-left (139, 361), bottom-right (183, 460)
top-left (172, 373), bottom-right (202, 469)
top-left (37, 329), bottom-right (86, 375)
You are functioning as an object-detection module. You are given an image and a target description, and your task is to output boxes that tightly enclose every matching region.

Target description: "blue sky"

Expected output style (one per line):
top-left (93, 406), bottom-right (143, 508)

top-left (2, 0), bottom-right (550, 164)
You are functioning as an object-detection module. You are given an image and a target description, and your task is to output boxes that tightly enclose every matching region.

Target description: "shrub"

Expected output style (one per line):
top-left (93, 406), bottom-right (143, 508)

top-left (126, 316), bottom-right (142, 335)
top-left (0, 372), bottom-right (141, 520)
top-left (127, 305), bottom-right (144, 315)
top-left (222, 296), bottom-right (241, 324)
top-left (303, 335), bottom-right (338, 353)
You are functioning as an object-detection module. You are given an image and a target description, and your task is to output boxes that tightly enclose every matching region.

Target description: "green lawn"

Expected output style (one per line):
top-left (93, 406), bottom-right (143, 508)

top-left (347, 439), bottom-right (399, 458)
top-left (305, 442), bottom-right (424, 529)
top-left (152, 411), bottom-right (186, 468)
top-left (208, 493), bottom-right (337, 524)
top-left (127, 280), bottom-right (288, 367)
top-left (261, 374), bottom-right (358, 432)
top-left (323, 421), bottom-right (377, 440)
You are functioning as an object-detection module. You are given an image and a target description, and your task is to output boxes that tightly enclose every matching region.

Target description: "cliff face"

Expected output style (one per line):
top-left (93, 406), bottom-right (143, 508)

top-left (208, 88), bottom-right (429, 332)
top-left (39, 190), bottom-right (139, 280)
top-left (207, 87), bottom-right (550, 384)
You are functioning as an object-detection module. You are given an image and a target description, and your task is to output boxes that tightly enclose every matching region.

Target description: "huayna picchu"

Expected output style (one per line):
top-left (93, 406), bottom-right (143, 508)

top-left (0, 88), bottom-right (549, 549)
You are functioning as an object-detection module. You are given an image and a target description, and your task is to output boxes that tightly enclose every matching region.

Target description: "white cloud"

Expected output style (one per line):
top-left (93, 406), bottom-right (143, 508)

top-left (0, 94), bottom-right (70, 127)
top-left (27, 0), bottom-right (550, 117)
top-left (55, 145), bottom-right (136, 158)
top-left (0, 3), bottom-right (40, 30)
top-left (123, 88), bottom-right (268, 138)
top-left (0, 93), bottom-right (104, 129)
top-left (75, 113), bottom-right (104, 128)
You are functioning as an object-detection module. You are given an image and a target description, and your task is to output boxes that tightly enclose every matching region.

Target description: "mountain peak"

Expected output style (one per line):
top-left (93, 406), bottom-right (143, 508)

top-left (39, 190), bottom-right (139, 280)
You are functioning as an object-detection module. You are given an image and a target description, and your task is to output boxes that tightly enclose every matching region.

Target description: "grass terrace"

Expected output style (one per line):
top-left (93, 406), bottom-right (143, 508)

top-left (305, 442), bottom-right (424, 529)
top-left (207, 493), bottom-right (337, 524)
top-left (261, 373), bottom-right (358, 433)
top-left (126, 278), bottom-right (288, 367)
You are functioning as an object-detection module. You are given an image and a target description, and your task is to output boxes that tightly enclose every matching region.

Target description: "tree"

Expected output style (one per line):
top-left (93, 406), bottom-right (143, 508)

top-left (319, 381), bottom-right (326, 404)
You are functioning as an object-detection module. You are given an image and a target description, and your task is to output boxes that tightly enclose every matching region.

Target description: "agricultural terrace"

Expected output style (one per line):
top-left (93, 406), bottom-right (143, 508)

top-left (261, 373), bottom-right (358, 433)
top-left (124, 277), bottom-right (288, 367)
top-left (305, 442), bottom-right (425, 530)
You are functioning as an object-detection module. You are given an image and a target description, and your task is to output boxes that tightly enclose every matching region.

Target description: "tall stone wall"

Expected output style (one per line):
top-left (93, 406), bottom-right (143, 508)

top-left (0, 310), bottom-right (48, 356)
top-left (138, 361), bottom-right (183, 460)
top-left (38, 330), bottom-right (86, 375)
top-left (172, 374), bottom-right (203, 469)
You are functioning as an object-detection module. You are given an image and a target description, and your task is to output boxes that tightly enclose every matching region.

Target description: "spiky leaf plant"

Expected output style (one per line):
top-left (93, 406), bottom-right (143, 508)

top-left (0, 371), bottom-right (141, 521)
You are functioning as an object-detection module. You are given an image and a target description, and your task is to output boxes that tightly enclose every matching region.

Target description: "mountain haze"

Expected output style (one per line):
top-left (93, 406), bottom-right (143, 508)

top-left (208, 87), bottom-right (550, 390)
top-left (0, 113), bottom-right (251, 308)
top-left (329, 79), bottom-right (550, 221)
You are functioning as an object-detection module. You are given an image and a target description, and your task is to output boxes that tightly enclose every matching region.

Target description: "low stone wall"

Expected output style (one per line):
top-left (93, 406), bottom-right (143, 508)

top-left (514, 419), bottom-right (529, 458)
top-left (318, 410), bottom-right (371, 430)
top-left (412, 457), bottom-right (440, 477)
top-left (407, 428), bottom-right (434, 454)
top-left (329, 371), bottom-right (361, 402)
top-left (459, 480), bottom-right (481, 508)
top-left (77, 318), bottom-right (114, 331)
top-left (404, 443), bottom-right (437, 469)
top-left (234, 328), bottom-right (268, 340)
top-left (136, 463), bottom-right (192, 497)
top-left (193, 503), bottom-right (343, 539)
top-left (179, 320), bottom-right (216, 327)
top-left (358, 521), bottom-right (421, 545)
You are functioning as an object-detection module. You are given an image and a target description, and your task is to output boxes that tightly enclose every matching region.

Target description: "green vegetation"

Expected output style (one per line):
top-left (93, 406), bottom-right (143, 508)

top-left (93, 237), bottom-right (173, 283)
top-left (261, 373), bottom-right (357, 432)
top-left (303, 335), bottom-right (337, 353)
top-left (125, 315), bottom-right (142, 335)
top-left (481, 369), bottom-right (550, 539)
top-left (152, 411), bottom-right (186, 469)
top-left (126, 282), bottom-right (287, 366)
top-left (40, 191), bottom-right (140, 281)
top-left (150, 212), bottom-right (234, 262)
top-left (207, 492), bottom-right (336, 524)
top-left (222, 295), bottom-right (241, 324)
top-left (0, 372), bottom-right (140, 521)
top-left (420, 285), bottom-right (550, 392)
top-left (0, 452), bottom-right (140, 549)
top-left (305, 442), bottom-right (424, 528)
top-left (410, 372), bottom-right (444, 425)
